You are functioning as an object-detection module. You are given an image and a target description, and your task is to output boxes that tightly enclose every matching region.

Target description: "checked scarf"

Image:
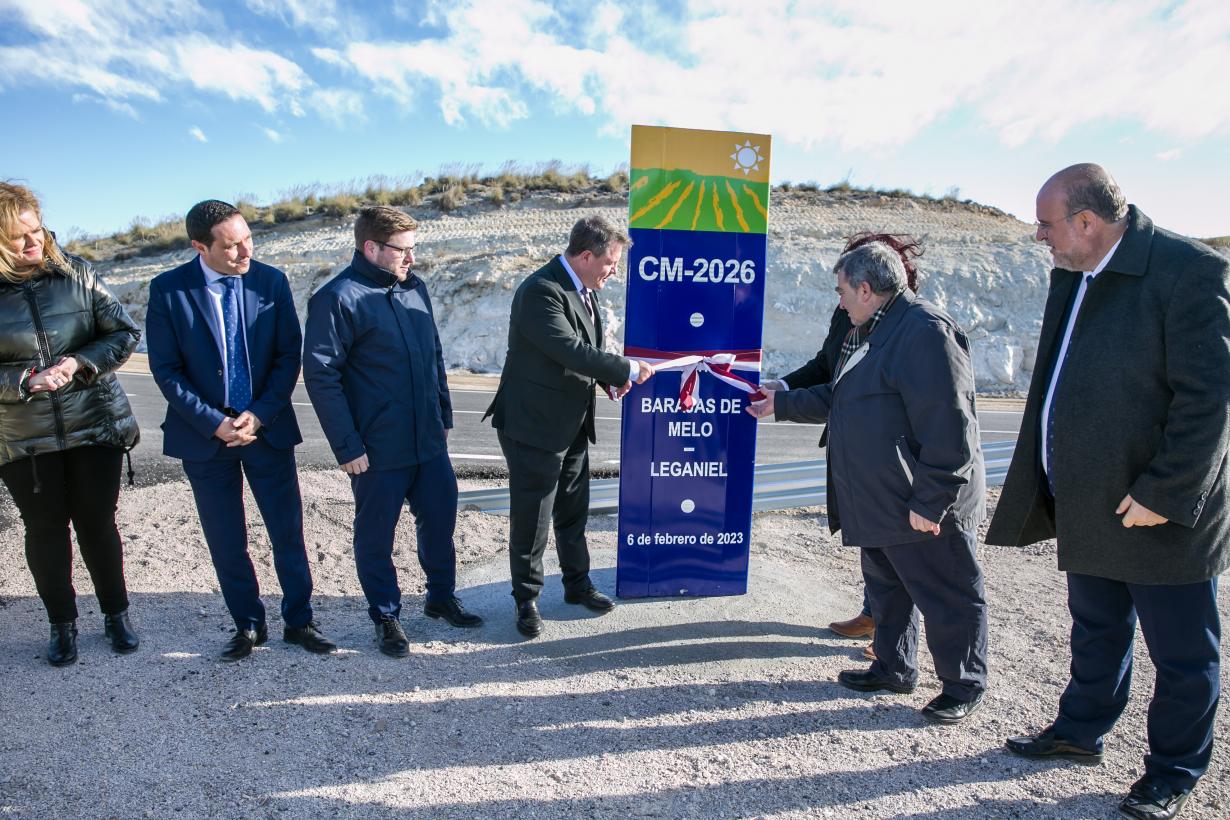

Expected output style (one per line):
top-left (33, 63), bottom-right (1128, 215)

top-left (833, 289), bottom-right (902, 378)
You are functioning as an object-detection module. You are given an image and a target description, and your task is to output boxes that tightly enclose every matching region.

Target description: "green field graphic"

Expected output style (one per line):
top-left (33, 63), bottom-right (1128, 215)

top-left (629, 168), bottom-right (769, 234)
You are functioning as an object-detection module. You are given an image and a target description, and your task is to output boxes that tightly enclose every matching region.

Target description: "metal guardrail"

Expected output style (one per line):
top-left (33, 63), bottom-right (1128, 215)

top-left (458, 439), bottom-right (1017, 515)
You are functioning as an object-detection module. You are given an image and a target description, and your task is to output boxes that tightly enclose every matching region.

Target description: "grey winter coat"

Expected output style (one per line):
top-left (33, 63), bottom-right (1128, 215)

top-left (0, 255), bottom-right (140, 465)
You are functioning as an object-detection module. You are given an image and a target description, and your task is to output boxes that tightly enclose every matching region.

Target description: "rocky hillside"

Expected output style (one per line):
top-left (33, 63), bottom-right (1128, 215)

top-left (97, 188), bottom-right (1054, 391)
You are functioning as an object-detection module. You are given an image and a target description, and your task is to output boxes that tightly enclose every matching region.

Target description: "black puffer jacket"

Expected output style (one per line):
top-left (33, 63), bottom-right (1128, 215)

top-left (0, 254), bottom-right (140, 465)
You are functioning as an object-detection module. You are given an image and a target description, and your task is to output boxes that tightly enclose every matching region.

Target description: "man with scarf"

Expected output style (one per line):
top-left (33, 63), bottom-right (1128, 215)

top-left (748, 241), bottom-right (988, 723)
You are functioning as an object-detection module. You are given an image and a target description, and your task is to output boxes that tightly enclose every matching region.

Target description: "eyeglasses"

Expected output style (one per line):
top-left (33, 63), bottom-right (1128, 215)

top-left (378, 240), bottom-right (416, 258)
top-left (1034, 209), bottom-right (1087, 233)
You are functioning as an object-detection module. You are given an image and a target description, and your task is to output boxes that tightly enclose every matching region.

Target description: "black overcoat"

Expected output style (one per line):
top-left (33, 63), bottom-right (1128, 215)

top-left (985, 206), bottom-right (1230, 584)
top-left (778, 307), bottom-right (851, 528)
top-left (775, 291), bottom-right (985, 547)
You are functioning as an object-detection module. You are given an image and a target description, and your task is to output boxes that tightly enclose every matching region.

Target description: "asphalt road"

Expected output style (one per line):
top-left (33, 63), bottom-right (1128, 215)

top-left (117, 369), bottom-right (1023, 481)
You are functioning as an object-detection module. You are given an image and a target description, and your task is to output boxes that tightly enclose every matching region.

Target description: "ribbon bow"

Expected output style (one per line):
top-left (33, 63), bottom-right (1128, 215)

top-left (623, 346), bottom-right (766, 409)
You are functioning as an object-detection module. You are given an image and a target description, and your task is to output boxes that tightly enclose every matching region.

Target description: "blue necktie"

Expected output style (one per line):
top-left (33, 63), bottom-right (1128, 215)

top-left (220, 276), bottom-right (252, 413)
top-left (1045, 275), bottom-right (1092, 496)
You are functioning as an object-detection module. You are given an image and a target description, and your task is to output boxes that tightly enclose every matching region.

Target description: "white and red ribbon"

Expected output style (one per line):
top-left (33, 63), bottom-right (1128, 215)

top-left (621, 346), bottom-right (766, 409)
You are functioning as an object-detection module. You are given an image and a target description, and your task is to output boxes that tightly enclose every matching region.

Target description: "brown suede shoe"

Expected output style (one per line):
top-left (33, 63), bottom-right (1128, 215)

top-left (862, 643), bottom-right (876, 660)
top-left (829, 613), bottom-right (875, 639)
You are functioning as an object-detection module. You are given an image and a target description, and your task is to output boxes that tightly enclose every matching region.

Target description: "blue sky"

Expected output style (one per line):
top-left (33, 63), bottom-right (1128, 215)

top-left (2, 0), bottom-right (1228, 239)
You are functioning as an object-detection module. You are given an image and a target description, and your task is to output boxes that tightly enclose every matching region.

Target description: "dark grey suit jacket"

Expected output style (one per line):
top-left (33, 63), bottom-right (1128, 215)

top-left (986, 206), bottom-right (1230, 584)
top-left (484, 256), bottom-right (630, 453)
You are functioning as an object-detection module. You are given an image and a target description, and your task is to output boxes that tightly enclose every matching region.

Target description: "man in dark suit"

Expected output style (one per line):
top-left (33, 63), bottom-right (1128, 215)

top-left (485, 215), bottom-right (653, 637)
top-left (989, 164), bottom-right (1230, 820)
top-left (146, 200), bottom-right (335, 661)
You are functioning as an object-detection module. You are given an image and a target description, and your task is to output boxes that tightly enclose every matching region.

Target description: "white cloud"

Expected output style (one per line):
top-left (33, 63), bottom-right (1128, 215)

top-left (71, 92), bottom-right (140, 118)
top-left (308, 87), bottom-right (366, 125)
top-left (318, 0), bottom-right (1230, 148)
top-left (245, 0), bottom-right (340, 32)
top-left (262, 126), bottom-right (284, 142)
top-left (322, 0), bottom-right (582, 128)
top-left (4, 0), bottom-right (1229, 154)
top-left (1156, 148), bottom-right (1183, 162)
top-left (189, 125), bottom-right (208, 142)
top-left (0, 44), bottom-right (163, 101)
top-left (310, 47), bottom-right (347, 68)
top-left (173, 38), bottom-right (309, 113)
top-left (0, 0), bottom-right (326, 117)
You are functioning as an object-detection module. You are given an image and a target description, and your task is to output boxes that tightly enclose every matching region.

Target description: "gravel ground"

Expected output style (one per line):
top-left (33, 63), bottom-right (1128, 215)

top-left (1, 476), bottom-right (1227, 819)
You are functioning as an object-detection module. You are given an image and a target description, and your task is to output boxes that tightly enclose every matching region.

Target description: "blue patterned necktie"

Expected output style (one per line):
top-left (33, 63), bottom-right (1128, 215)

top-left (220, 275), bottom-right (252, 412)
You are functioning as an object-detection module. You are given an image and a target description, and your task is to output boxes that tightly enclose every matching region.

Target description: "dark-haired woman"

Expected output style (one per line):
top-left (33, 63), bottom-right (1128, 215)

top-left (0, 181), bottom-right (141, 666)
top-left (764, 232), bottom-right (924, 660)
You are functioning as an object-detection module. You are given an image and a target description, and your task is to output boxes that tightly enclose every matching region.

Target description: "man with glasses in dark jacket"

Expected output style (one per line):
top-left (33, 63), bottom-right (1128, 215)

top-left (748, 241), bottom-right (988, 724)
top-left (304, 206), bottom-right (481, 659)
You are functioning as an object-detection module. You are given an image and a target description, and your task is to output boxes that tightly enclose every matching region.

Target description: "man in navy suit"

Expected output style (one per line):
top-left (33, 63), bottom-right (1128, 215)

top-left (146, 200), bottom-right (335, 661)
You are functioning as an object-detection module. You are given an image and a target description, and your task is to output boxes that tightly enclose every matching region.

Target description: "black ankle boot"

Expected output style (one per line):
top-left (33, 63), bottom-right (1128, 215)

top-left (103, 610), bottom-right (139, 654)
top-left (48, 621), bottom-right (78, 666)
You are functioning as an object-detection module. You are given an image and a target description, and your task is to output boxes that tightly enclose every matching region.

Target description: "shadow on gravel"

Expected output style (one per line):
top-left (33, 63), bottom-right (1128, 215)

top-left (889, 793), bottom-right (1123, 819)
top-left (0, 583), bottom-right (1088, 819)
top-left (294, 771), bottom-right (1126, 820)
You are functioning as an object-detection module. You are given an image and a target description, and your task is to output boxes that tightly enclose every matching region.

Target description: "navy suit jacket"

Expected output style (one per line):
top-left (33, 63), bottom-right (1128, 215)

top-left (146, 257), bottom-right (303, 461)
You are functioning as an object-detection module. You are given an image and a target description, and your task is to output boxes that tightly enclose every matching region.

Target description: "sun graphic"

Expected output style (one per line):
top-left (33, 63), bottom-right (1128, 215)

top-left (730, 140), bottom-right (763, 175)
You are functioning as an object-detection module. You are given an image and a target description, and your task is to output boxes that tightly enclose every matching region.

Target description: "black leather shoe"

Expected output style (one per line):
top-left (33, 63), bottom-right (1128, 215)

top-left (375, 617), bottom-right (409, 658)
top-left (424, 596), bottom-right (484, 628)
top-left (283, 620), bottom-right (337, 654)
top-left (837, 668), bottom-right (916, 694)
top-left (564, 586), bottom-right (615, 612)
top-left (47, 621), bottom-right (78, 667)
top-left (1118, 775), bottom-right (1190, 820)
top-left (516, 600), bottom-right (544, 638)
top-left (1005, 726), bottom-right (1103, 765)
top-left (921, 691), bottom-right (984, 724)
top-left (220, 625), bottom-right (268, 662)
top-left (103, 610), bottom-right (139, 654)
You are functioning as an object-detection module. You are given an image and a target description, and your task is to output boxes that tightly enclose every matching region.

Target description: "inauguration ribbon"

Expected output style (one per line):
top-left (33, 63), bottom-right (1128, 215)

top-left (622, 346), bottom-right (767, 409)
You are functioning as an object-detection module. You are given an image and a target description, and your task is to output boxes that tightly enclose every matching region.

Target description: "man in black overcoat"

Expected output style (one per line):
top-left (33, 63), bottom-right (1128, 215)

top-left (989, 164), bottom-right (1230, 820)
top-left (749, 241), bottom-right (988, 725)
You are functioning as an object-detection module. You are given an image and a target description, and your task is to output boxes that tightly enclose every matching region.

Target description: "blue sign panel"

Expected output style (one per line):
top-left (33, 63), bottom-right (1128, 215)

top-left (616, 124), bottom-right (771, 598)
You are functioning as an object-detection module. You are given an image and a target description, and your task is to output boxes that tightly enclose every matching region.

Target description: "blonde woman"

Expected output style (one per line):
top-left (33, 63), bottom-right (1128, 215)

top-left (0, 182), bottom-right (141, 665)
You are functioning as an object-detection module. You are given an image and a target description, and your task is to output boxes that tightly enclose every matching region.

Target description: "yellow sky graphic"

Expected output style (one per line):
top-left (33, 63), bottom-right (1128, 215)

top-left (631, 125), bottom-right (771, 184)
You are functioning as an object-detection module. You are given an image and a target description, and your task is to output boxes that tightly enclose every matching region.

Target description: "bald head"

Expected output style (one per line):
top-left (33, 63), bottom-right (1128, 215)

top-left (1041, 163), bottom-right (1128, 225)
top-left (1035, 163), bottom-right (1130, 271)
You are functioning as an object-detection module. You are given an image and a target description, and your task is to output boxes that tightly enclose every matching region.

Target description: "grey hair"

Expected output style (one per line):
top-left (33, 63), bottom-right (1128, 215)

top-left (566, 214), bottom-right (631, 258)
top-left (1058, 163), bottom-right (1128, 223)
top-left (835, 242), bottom-right (908, 295)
